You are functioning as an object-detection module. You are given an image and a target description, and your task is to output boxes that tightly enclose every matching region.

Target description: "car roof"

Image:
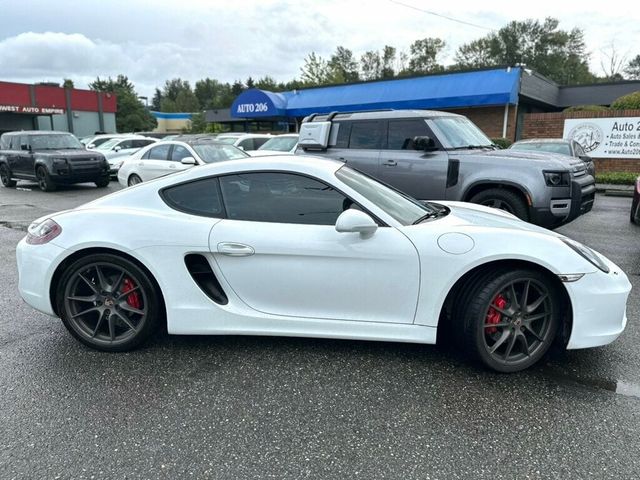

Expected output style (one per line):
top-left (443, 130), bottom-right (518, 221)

top-left (513, 138), bottom-right (570, 144)
top-left (307, 109), bottom-right (461, 122)
top-left (217, 133), bottom-right (273, 138)
top-left (1, 130), bottom-right (72, 136)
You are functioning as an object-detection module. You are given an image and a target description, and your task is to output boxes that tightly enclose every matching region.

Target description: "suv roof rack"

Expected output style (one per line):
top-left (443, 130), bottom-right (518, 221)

top-left (306, 109), bottom-right (395, 122)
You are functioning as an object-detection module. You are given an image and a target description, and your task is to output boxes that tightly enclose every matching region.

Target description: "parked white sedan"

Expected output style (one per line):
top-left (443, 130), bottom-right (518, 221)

top-left (117, 139), bottom-right (248, 187)
top-left (17, 156), bottom-right (630, 372)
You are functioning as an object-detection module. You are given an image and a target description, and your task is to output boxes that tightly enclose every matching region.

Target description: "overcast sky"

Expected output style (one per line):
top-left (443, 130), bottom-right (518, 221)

top-left (0, 0), bottom-right (638, 98)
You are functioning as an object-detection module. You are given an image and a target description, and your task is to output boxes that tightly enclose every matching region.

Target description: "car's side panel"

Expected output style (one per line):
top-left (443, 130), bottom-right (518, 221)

top-left (209, 220), bottom-right (420, 324)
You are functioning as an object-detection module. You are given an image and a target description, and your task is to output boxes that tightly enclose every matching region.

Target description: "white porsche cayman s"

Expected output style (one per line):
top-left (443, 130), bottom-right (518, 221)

top-left (16, 156), bottom-right (631, 372)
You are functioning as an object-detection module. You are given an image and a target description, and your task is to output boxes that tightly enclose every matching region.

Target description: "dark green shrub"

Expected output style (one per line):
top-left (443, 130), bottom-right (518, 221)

top-left (595, 171), bottom-right (640, 185)
top-left (610, 91), bottom-right (640, 110)
top-left (491, 137), bottom-right (512, 149)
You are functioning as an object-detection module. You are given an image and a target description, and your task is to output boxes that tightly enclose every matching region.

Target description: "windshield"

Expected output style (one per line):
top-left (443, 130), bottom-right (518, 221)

top-left (428, 116), bottom-right (493, 149)
top-left (511, 142), bottom-right (571, 156)
top-left (335, 165), bottom-right (435, 225)
top-left (258, 136), bottom-right (298, 151)
top-left (192, 143), bottom-right (248, 163)
top-left (215, 137), bottom-right (238, 145)
top-left (30, 134), bottom-right (84, 150)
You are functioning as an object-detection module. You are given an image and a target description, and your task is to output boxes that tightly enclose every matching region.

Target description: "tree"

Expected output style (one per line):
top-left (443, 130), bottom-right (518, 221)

top-left (245, 77), bottom-right (255, 89)
top-left (151, 88), bottom-right (163, 111)
top-left (599, 43), bottom-right (627, 81)
top-left (407, 38), bottom-right (446, 74)
top-left (89, 75), bottom-right (156, 132)
top-left (62, 78), bottom-right (74, 89)
top-left (380, 46), bottom-right (396, 79)
top-left (255, 76), bottom-right (279, 91)
top-left (624, 55), bottom-right (640, 80)
top-left (194, 78), bottom-right (227, 109)
top-left (300, 52), bottom-right (331, 85)
top-left (328, 47), bottom-right (360, 83)
top-left (360, 50), bottom-right (382, 80)
top-left (452, 18), bottom-right (595, 84)
top-left (160, 78), bottom-right (200, 112)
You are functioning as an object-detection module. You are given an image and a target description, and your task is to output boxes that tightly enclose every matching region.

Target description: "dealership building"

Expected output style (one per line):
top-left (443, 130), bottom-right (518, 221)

top-left (0, 80), bottom-right (117, 137)
top-left (218, 66), bottom-right (640, 142)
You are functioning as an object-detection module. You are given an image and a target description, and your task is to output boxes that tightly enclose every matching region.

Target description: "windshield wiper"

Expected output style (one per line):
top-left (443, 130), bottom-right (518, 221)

top-left (450, 145), bottom-right (492, 150)
top-left (412, 211), bottom-right (440, 224)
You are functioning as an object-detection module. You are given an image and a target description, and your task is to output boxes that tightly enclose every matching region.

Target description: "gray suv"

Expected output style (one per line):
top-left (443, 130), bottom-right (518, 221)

top-left (296, 110), bottom-right (595, 228)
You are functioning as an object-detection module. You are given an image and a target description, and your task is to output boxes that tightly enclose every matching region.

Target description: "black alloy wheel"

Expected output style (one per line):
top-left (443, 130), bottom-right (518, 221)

top-left (460, 269), bottom-right (559, 372)
top-left (36, 166), bottom-right (56, 192)
top-left (56, 254), bottom-right (161, 351)
top-left (0, 164), bottom-right (16, 187)
top-left (469, 188), bottom-right (528, 221)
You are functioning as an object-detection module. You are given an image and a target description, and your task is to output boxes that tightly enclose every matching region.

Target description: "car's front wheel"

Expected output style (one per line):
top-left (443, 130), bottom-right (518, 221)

top-left (0, 163), bottom-right (16, 187)
top-left (128, 174), bottom-right (142, 187)
top-left (469, 188), bottom-right (528, 221)
top-left (56, 253), bottom-right (161, 351)
top-left (95, 177), bottom-right (110, 188)
top-left (36, 166), bottom-right (56, 192)
top-left (458, 269), bottom-right (560, 372)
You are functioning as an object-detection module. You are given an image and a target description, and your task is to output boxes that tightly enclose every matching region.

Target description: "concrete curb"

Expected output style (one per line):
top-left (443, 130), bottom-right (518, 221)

top-left (595, 183), bottom-right (634, 197)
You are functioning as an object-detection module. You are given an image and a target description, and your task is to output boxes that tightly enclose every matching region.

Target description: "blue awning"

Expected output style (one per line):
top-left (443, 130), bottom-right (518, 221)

top-left (230, 67), bottom-right (521, 119)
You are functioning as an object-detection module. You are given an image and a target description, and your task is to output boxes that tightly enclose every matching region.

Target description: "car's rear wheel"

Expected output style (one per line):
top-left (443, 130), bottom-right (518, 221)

top-left (56, 254), bottom-right (161, 352)
top-left (36, 166), bottom-right (56, 192)
top-left (0, 164), bottom-right (16, 187)
top-left (458, 269), bottom-right (559, 372)
top-left (128, 174), bottom-right (142, 187)
top-left (469, 188), bottom-right (528, 221)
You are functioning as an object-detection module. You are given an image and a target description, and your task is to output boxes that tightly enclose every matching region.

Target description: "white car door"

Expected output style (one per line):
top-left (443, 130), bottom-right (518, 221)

top-left (208, 172), bottom-right (420, 324)
top-left (138, 143), bottom-right (172, 181)
top-left (168, 144), bottom-right (199, 174)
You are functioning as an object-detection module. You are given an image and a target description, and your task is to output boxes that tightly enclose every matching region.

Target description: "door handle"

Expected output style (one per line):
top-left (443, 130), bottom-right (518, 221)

top-left (384, 159), bottom-right (397, 166)
top-left (169, 164), bottom-right (176, 169)
top-left (217, 242), bottom-right (255, 256)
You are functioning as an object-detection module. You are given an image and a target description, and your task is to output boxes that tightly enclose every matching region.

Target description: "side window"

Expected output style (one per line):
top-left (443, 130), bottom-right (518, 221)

top-left (170, 145), bottom-right (191, 162)
top-left (219, 172), bottom-right (348, 225)
top-left (334, 122), bottom-right (351, 148)
top-left (119, 140), bottom-right (133, 149)
top-left (252, 138), bottom-right (270, 149)
top-left (237, 138), bottom-right (254, 151)
top-left (387, 119), bottom-right (430, 150)
top-left (574, 142), bottom-right (586, 157)
top-left (19, 136), bottom-right (29, 150)
top-left (141, 148), bottom-right (152, 159)
top-left (349, 121), bottom-right (382, 149)
top-left (147, 144), bottom-right (171, 160)
top-left (133, 139), bottom-right (154, 148)
top-left (162, 178), bottom-right (223, 217)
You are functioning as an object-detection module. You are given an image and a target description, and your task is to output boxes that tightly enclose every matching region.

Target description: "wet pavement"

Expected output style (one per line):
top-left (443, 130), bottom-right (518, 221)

top-left (0, 183), bottom-right (639, 479)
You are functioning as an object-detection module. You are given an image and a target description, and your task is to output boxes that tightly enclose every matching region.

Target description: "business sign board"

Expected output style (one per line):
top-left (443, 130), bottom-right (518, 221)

top-left (0, 105), bottom-right (65, 115)
top-left (563, 117), bottom-right (640, 158)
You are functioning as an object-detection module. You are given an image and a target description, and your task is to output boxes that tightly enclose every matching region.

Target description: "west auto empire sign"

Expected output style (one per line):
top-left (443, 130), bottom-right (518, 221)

top-left (563, 117), bottom-right (640, 159)
top-left (0, 105), bottom-right (65, 115)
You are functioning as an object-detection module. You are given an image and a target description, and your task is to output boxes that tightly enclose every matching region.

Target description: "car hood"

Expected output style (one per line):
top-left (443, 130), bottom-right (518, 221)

top-left (248, 150), bottom-right (294, 157)
top-left (455, 148), bottom-right (582, 170)
top-left (430, 201), bottom-right (560, 236)
top-left (34, 149), bottom-right (104, 158)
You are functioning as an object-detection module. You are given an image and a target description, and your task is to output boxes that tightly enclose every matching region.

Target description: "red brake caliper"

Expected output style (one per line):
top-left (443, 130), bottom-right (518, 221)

top-left (121, 278), bottom-right (141, 309)
top-left (486, 294), bottom-right (507, 334)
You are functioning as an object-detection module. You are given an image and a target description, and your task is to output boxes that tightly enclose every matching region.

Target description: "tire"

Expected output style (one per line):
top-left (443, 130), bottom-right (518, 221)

top-left (0, 163), bottom-right (16, 187)
top-left (457, 268), bottom-right (559, 373)
top-left (95, 177), bottom-right (110, 188)
top-left (469, 188), bottom-right (528, 221)
top-left (128, 174), bottom-right (142, 187)
top-left (36, 166), bottom-right (56, 192)
top-left (55, 253), bottom-right (162, 352)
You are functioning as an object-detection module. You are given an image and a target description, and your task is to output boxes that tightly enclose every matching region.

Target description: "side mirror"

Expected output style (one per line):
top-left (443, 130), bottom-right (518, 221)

top-left (181, 156), bottom-right (197, 165)
top-left (335, 209), bottom-right (378, 238)
top-left (113, 145), bottom-right (122, 152)
top-left (237, 146), bottom-right (245, 151)
top-left (87, 143), bottom-right (96, 149)
top-left (20, 144), bottom-right (30, 151)
top-left (578, 155), bottom-right (591, 161)
top-left (414, 136), bottom-right (436, 151)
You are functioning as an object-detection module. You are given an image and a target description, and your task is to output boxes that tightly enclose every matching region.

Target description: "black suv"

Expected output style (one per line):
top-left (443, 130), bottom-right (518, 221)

top-left (0, 131), bottom-right (110, 192)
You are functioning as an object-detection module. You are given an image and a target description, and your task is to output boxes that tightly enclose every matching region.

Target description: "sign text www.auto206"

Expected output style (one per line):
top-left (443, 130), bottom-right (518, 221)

top-left (236, 102), bottom-right (269, 114)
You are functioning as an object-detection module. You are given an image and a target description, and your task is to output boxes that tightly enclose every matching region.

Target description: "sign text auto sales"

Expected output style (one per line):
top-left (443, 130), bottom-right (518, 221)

top-left (0, 105), bottom-right (65, 115)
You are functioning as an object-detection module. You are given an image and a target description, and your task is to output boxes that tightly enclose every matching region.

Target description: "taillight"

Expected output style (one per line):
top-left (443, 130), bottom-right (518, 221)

top-left (26, 218), bottom-right (62, 245)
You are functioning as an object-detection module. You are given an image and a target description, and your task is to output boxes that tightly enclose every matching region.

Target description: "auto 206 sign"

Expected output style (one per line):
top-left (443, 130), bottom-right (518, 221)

top-left (563, 117), bottom-right (640, 159)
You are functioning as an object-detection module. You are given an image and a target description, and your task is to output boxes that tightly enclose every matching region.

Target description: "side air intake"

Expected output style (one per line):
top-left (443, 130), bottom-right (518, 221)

top-left (184, 254), bottom-right (228, 305)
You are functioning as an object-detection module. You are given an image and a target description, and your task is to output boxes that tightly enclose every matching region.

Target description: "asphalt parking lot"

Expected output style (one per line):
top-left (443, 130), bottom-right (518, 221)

top-left (1, 181), bottom-right (639, 479)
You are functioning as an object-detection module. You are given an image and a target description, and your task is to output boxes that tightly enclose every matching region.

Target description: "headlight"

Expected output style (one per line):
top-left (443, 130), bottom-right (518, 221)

top-left (26, 218), bottom-right (62, 245)
top-left (52, 158), bottom-right (67, 166)
top-left (543, 171), bottom-right (570, 186)
top-left (561, 237), bottom-right (610, 273)
top-left (113, 160), bottom-right (123, 169)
